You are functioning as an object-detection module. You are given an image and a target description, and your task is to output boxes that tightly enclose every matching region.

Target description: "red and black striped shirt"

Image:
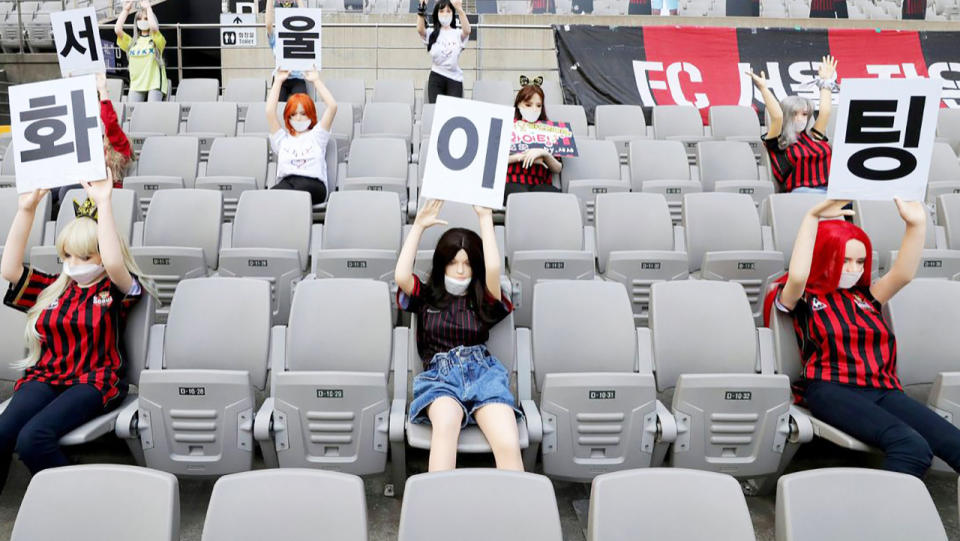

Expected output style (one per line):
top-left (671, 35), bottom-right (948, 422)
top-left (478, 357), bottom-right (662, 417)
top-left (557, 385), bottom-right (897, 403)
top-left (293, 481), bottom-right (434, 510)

top-left (764, 129), bottom-right (831, 192)
top-left (398, 275), bottom-right (513, 364)
top-left (3, 266), bottom-right (143, 405)
top-left (902, 0), bottom-right (926, 18)
top-left (505, 160), bottom-right (554, 187)
top-left (777, 286), bottom-right (901, 391)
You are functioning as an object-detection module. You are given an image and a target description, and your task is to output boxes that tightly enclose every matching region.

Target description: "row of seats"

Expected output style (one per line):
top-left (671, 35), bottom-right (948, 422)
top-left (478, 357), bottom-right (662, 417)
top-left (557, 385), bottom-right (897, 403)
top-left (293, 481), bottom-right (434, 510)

top-left (0, 0), bottom-right (66, 53)
top-left (10, 465), bottom-right (951, 541)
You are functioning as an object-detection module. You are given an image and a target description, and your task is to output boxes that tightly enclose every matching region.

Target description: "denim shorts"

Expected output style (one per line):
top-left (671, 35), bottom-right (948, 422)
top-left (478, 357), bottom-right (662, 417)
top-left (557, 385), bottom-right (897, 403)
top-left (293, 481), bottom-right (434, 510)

top-left (409, 344), bottom-right (522, 428)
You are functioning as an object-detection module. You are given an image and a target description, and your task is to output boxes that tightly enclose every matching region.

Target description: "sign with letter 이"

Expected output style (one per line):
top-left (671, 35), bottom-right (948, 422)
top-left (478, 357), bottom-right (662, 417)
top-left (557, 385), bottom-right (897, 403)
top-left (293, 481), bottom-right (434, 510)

top-left (827, 78), bottom-right (941, 202)
top-left (10, 75), bottom-right (106, 193)
top-left (52, 7), bottom-right (106, 77)
top-left (274, 8), bottom-right (322, 71)
top-left (420, 95), bottom-right (513, 209)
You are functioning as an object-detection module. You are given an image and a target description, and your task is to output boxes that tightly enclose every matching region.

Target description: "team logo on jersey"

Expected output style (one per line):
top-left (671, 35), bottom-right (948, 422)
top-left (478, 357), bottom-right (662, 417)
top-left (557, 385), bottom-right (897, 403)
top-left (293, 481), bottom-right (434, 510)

top-left (93, 291), bottom-right (114, 307)
top-left (853, 294), bottom-right (875, 312)
top-left (44, 300), bottom-right (59, 311)
top-left (810, 298), bottom-right (828, 311)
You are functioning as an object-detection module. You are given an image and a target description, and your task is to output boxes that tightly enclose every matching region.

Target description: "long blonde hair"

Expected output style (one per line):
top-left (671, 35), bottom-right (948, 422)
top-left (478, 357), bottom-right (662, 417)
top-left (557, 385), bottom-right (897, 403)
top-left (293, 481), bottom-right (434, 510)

top-left (19, 217), bottom-right (158, 369)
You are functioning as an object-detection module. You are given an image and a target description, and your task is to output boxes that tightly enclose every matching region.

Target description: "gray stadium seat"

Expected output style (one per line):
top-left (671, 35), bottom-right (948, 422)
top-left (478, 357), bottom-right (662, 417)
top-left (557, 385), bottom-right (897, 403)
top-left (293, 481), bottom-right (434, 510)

top-left (472, 79), bottom-right (514, 105)
top-left (217, 190), bottom-right (310, 324)
top-left (937, 107), bottom-right (960, 154)
top-left (407, 199), bottom-right (506, 276)
top-left (398, 470), bottom-right (563, 541)
top-left (25, 2), bottom-right (56, 52)
top-left (0, 142), bottom-right (14, 176)
top-left (764, 192), bottom-right (826, 268)
top-left (560, 139), bottom-right (629, 224)
top-left (0, 187), bottom-right (50, 264)
top-left (239, 101), bottom-right (285, 139)
top-left (531, 280), bottom-right (672, 480)
top-left (325, 78), bottom-right (367, 124)
top-left (124, 136), bottom-right (201, 215)
top-left (548, 103), bottom-right (590, 139)
top-left (854, 199), bottom-right (959, 279)
top-left (194, 137), bottom-right (269, 220)
top-left (415, 103), bottom-right (435, 149)
top-left (105, 77), bottom-right (125, 103)
top-left (319, 101), bottom-right (355, 163)
top-left (651, 105), bottom-right (712, 155)
top-left (200, 470), bottom-right (367, 541)
top-left (925, 142), bottom-right (960, 205)
top-left (594, 193), bottom-right (688, 325)
top-left (684, 192), bottom-right (783, 321)
top-left (505, 193), bottom-right (596, 327)
top-left (185, 102), bottom-right (239, 156)
top-left (221, 77), bottom-right (267, 122)
top-left (540, 79), bottom-right (564, 105)
top-left (650, 280), bottom-right (810, 493)
top-left (372, 79), bottom-right (415, 113)
top-left (775, 468), bottom-right (948, 541)
top-left (29, 188), bottom-right (139, 274)
top-left (116, 277), bottom-right (271, 477)
top-left (360, 102), bottom-right (413, 146)
top-left (339, 137), bottom-right (413, 209)
top-left (594, 104), bottom-right (648, 159)
top-left (11, 465), bottom-right (179, 541)
top-left (587, 469), bottom-right (756, 541)
top-left (0, 278), bottom-right (25, 382)
top-left (708, 105), bottom-right (763, 155)
top-left (696, 140), bottom-right (774, 205)
top-left (628, 139), bottom-right (701, 224)
top-left (254, 279), bottom-right (404, 477)
top-left (311, 191), bottom-right (402, 286)
top-left (130, 189), bottom-right (223, 319)
top-left (127, 102), bottom-right (182, 153)
top-left (937, 193), bottom-right (960, 249)
top-left (174, 77), bottom-right (221, 121)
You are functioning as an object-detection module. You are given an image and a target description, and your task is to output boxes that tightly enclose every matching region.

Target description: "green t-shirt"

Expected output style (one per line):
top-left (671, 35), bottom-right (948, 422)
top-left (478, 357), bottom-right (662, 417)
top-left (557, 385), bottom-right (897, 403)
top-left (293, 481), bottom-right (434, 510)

top-left (118, 31), bottom-right (168, 94)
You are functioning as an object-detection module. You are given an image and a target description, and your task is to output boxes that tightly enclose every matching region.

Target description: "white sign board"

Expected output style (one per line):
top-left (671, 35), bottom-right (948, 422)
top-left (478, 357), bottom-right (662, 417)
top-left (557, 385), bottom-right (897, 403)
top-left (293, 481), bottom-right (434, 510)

top-left (274, 8), bottom-right (322, 71)
top-left (51, 7), bottom-right (105, 77)
top-left (10, 75), bottom-right (106, 193)
top-left (420, 96), bottom-right (513, 209)
top-left (235, 1), bottom-right (257, 14)
top-left (827, 78), bottom-right (942, 202)
top-left (220, 13), bottom-right (257, 48)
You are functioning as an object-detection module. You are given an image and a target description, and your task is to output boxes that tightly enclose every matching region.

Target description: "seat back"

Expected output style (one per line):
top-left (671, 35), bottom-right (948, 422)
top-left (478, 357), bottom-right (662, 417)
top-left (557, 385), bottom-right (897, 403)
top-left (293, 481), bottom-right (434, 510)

top-left (708, 105), bottom-right (761, 139)
top-left (398, 470), bottom-right (563, 541)
top-left (206, 137), bottom-right (268, 188)
top-left (105, 77), bottom-right (125, 102)
top-left (372, 79), bottom-right (415, 110)
top-left (0, 187), bottom-right (50, 261)
top-left (232, 189), bottom-right (311, 268)
top-left (11, 465), bottom-right (179, 541)
top-left (540, 79), bottom-right (564, 104)
top-left (240, 102), bottom-right (284, 136)
top-left (221, 78), bottom-right (266, 103)
top-left (186, 102), bottom-right (238, 137)
top-left (766, 192), bottom-right (827, 267)
top-left (628, 139), bottom-right (690, 186)
top-left (854, 199), bottom-right (935, 270)
top-left (683, 192), bottom-right (764, 271)
top-left (142, 189), bottom-right (223, 270)
top-left (937, 108), bottom-right (960, 151)
top-left (560, 139), bottom-right (621, 190)
top-left (587, 469), bottom-right (755, 541)
top-left (776, 468), bottom-right (948, 541)
top-left (472, 79), bottom-right (513, 105)
top-left (325, 78), bottom-right (367, 107)
top-left (548, 104), bottom-right (589, 138)
top-left (129, 102), bottom-right (181, 135)
top-left (175, 78), bottom-right (220, 102)
top-left (505, 192), bottom-right (583, 258)
top-left (652, 105), bottom-right (704, 139)
top-left (136, 136), bottom-right (201, 187)
top-left (1, 143), bottom-right (14, 175)
top-left (937, 193), bottom-right (960, 249)
top-left (884, 279), bottom-right (960, 387)
top-left (696, 140), bottom-right (759, 191)
top-left (0, 278), bottom-right (26, 382)
top-left (322, 191), bottom-right (402, 251)
top-left (200, 470), bottom-right (366, 541)
top-left (345, 137), bottom-right (408, 180)
top-left (594, 192), bottom-right (675, 272)
top-left (59, 188), bottom-right (139, 244)
top-left (595, 104), bottom-right (647, 140)
top-left (928, 142), bottom-right (960, 181)
top-left (361, 102), bottom-right (412, 139)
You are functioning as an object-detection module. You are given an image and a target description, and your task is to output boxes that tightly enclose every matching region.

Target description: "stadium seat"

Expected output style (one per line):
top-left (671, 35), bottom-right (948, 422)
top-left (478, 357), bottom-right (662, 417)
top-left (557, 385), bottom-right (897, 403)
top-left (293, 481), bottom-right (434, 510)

top-left (651, 105), bottom-right (712, 156)
top-left (24, 1), bottom-right (55, 53)
top-left (360, 102), bottom-right (414, 147)
top-left (594, 104), bottom-right (649, 159)
top-left (311, 191), bottom-right (402, 286)
top-left (325, 78), bottom-right (367, 124)
top-left (200, 470), bottom-right (367, 541)
top-left (472, 79), bottom-right (514, 105)
top-left (650, 280), bottom-right (810, 493)
top-left (586, 469), bottom-right (756, 541)
top-left (194, 136), bottom-right (269, 220)
top-left (560, 139), bottom-right (628, 225)
top-left (130, 189), bottom-right (223, 318)
top-left (540, 79), bottom-right (564, 105)
top-left (775, 468), bottom-right (948, 541)
top-left (406, 199), bottom-right (506, 276)
top-left (319, 101), bottom-right (355, 163)
top-left (708, 105), bottom-right (763, 155)
top-left (239, 101), bottom-right (284, 139)
top-left (339, 137), bottom-right (413, 210)
top-left (505, 193), bottom-right (596, 327)
top-left (116, 277), bottom-right (271, 477)
top-left (217, 190), bottom-right (310, 324)
top-left (0, 277), bottom-right (25, 381)
top-left (763, 192), bottom-right (826, 268)
top-left (684, 192), bottom-right (783, 321)
top-left (0, 142), bottom-right (14, 176)
top-left (185, 102), bottom-right (239, 156)
top-left (937, 193), bottom-right (960, 249)
top-left (124, 136), bottom-right (201, 215)
top-left (255, 279), bottom-right (404, 477)
top-left (174, 78), bottom-right (221, 121)
top-left (594, 193), bottom-right (688, 325)
top-left (221, 77), bottom-right (267, 121)
top-left (414, 103), bottom-right (436, 148)
top-left (0, 2), bottom-right (31, 53)
top-left (127, 102), bottom-right (183, 153)
top-left (372, 79), bottom-right (415, 113)
top-left (397, 470), bottom-right (563, 541)
top-left (937, 107), bottom-right (960, 154)
top-left (531, 280), bottom-right (672, 480)
top-left (0, 187), bottom-right (50, 264)
top-left (548, 103), bottom-right (590, 139)
top-left (29, 188), bottom-right (139, 274)
top-left (11, 465), bottom-right (179, 541)
top-left (696, 140), bottom-right (774, 205)
top-left (105, 77), bottom-right (125, 103)
top-left (628, 139), bottom-right (701, 224)
top-left (853, 199), bottom-right (960, 279)
top-left (925, 142), bottom-right (960, 205)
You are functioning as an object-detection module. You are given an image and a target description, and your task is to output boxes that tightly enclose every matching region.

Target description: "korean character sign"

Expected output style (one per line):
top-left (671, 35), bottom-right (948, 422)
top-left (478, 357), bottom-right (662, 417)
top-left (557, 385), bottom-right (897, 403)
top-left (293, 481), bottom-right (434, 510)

top-left (509, 120), bottom-right (579, 158)
top-left (51, 7), bottom-right (106, 77)
top-left (274, 8), bottom-right (322, 71)
top-left (420, 96), bottom-right (513, 209)
top-left (827, 78), bottom-right (942, 202)
top-left (10, 75), bottom-right (106, 193)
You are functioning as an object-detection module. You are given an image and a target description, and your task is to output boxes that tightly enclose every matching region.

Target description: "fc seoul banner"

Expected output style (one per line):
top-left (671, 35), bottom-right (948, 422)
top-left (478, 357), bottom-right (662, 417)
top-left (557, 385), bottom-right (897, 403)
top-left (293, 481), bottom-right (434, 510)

top-left (555, 25), bottom-right (960, 124)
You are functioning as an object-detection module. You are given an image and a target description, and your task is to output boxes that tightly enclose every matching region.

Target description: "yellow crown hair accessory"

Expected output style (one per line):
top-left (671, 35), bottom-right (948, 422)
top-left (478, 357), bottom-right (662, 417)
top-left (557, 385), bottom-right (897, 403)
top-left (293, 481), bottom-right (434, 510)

top-left (519, 75), bottom-right (543, 87)
top-left (73, 198), bottom-right (99, 222)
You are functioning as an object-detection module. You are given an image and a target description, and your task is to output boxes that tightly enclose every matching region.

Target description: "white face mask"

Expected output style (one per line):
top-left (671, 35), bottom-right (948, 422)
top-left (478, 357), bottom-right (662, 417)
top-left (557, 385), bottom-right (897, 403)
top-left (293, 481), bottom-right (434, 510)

top-left (519, 106), bottom-right (541, 124)
top-left (136, 19), bottom-right (151, 31)
top-left (438, 14), bottom-right (453, 26)
top-left (290, 119), bottom-right (311, 133)
top-left (444, 275), bottom-right (471, 296)
top-left (838, 270), bottom-right (862, 289)
top-left (62, 262), bottom-right (105, 286)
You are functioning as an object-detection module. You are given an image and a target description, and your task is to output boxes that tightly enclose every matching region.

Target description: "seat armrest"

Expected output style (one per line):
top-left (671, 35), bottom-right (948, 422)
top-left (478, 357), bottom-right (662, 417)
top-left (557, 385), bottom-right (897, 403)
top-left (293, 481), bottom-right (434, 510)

top-left (516, 327), bottom-right (534, 400)
top-left (520, 399), bottom-right (543, 444)
top-left (114, 397), bottom-right (140, 439)
top-left (636, 327), bottom-right (653, 373)
top-left (42, 221), bottom-right (56, 246)
top-left (788, 405), bottom-right (814, 444)
top-left (392, 327), bottom-right (409, 403)
top-left (761, 225), bottom-right (774, 251)
top-left (268, 325), bottom-right (286, 396)
top-left (583, 225), bottom-right (596, 258)
top-left (145, 324), bottom-right (165, 370)
top-left (310, 224), bottom-right (323, 255)
top-left (220, 222), bottom-right (233, 250)
top-left (254, 397), bottom-right (275, 442)
top-left (132, 221), bottom-right (144, 247)
top-left (655, 399), bottom-right (677, 443)
top-left (936, 225), bottom-right (948, 250)
top-left (757, 327), bottom-right (776, 374)
top-left (673, 225), bottom-right (685, 252)
top-left (390, 398), bottom-right (407, 444)
top-left (620, 163), bottom-right (630, 183)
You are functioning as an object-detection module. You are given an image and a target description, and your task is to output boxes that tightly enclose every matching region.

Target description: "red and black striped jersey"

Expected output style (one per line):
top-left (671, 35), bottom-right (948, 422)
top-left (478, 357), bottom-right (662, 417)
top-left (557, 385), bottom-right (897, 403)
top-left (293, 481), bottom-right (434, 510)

top-left (398, 275), bottom-right (513, 363)
top-left (3, 266), bottom-right (143, 405)
top-left (764, 129), bottom-right (831, 192)
top-left (777, 285), bottom-right (901, 391)
top-left (902, 0), bottom-right (926, 18)
top-left (505, 161), bottom-right (555, 187)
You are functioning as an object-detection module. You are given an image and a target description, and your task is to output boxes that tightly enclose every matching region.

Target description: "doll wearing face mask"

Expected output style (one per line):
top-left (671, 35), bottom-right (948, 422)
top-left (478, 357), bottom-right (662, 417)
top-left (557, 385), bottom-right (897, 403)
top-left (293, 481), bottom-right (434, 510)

top-left (418, 0), bottom-right (471, 104)
top-left (502, 82), bottom-right (564, 204)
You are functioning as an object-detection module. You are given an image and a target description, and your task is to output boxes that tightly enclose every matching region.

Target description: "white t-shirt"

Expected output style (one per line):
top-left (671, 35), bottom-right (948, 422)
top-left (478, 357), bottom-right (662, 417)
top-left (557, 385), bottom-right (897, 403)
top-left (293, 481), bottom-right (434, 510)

top-left (270, 126), bottom-right (331, 184)
top-left (423, 27), bottom-right (469, 82)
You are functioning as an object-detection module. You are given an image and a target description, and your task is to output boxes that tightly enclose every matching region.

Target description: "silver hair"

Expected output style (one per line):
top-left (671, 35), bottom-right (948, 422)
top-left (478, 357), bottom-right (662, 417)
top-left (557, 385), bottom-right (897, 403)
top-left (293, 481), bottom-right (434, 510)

top-left (777, 96), bottom-right (816, 150)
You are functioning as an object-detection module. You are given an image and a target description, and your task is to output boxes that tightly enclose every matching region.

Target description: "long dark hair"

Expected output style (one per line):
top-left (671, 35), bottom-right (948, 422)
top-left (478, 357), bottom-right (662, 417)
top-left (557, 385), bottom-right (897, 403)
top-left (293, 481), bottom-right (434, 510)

top-left (513, 84), bottom-right (549, 122)
top-left (427, 0), bottom-right (457, 52)
top-left (421, 228), bottom-right (501, 323)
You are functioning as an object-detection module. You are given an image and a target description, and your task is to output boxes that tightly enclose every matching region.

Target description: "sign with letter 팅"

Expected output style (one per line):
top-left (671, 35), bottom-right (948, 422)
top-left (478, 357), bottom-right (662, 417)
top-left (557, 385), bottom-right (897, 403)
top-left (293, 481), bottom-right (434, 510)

top-left (10, 75), bottom-right (106, 193)
top-left (420, 95), bottom-right (513, 209)
top-left (274, 8), bottom-right (322, 71)
top-left (51, 7), bottom-right (105, 77)
top-left (827, 78), bottom-right (941, 202)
